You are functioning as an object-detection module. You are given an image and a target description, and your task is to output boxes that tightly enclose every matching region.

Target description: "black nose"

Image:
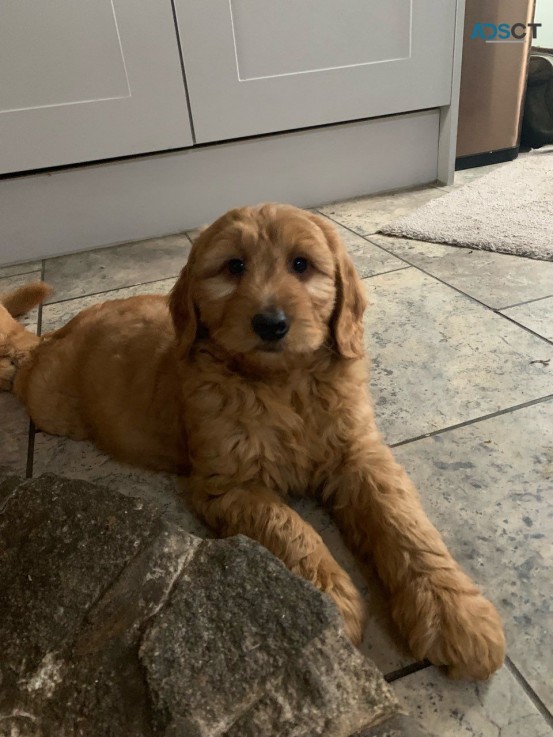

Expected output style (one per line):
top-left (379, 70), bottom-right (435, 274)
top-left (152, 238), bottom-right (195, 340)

top-left (251, 309), bottom-right (289, 342)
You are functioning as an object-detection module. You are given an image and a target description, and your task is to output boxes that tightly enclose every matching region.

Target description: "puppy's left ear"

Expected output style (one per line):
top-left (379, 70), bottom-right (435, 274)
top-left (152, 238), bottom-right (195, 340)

top-left (309, 213), bottom-right (367, 360)
top-left (169, 259), bottom-right (198, 359)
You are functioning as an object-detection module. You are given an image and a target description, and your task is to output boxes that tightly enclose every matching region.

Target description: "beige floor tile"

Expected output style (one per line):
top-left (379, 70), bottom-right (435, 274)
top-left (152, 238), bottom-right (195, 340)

top-left (41, 277), bottom-right (177, 333)
top-left (43, 234), bottom-right (190, 303)
top-left (323, 219), bottom-right (408, 279)
top-left (502, 297), bottom-right (553, 343)
top-left (394, 400), bottom-right (553, 711)
top-left (369, 235), bottom-right (553, 310)
top-left (0, 260), bottom-right (42, 279)
top-left (364, 268), bottom-right (553, 444)
top-left (393, 665), bottom-right (551, 737)
top-left (318, 186), bottom-right (445, 237)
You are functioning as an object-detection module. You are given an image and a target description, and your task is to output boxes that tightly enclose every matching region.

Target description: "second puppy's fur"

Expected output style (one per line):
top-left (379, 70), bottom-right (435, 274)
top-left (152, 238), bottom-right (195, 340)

top-left (1, 204), bottom-right (505, 679)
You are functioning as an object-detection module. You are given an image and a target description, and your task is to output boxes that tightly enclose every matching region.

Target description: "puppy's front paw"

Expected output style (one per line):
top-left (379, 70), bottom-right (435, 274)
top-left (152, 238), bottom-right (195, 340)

top-left (393, 580), bottom-right (506, 680)
top-left (314, 562), bottom-right (367, 646)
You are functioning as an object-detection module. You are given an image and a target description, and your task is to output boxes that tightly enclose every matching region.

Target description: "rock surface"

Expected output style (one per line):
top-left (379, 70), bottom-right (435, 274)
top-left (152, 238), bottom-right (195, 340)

top-left (0, 472), bottom-right (424, 737)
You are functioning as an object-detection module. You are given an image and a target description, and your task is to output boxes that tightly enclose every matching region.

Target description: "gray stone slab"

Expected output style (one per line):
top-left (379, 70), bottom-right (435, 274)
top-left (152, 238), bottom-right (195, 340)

top-left (43, 233), bottom-right (191, 304)
top-left (0, 473), bottom-right (405, 737)
top-left (0, 473), bottom-right (199, 737)
top-left (141, 535), bottom-right (397, 737)
top-left (0, 467), bottom-right (22, 509)
top-left (395, 400), bottom-right (553, 712)
top-left (0, 394), bottom-right (31, 477)
top-left (369, 235), bottom-right (553, 310)
top-left (32, 433), bottom-right (207, 534)
top-left (0, 475), bottom-right (165, 673)
top-left (363, 268), bottom-right (553, 444)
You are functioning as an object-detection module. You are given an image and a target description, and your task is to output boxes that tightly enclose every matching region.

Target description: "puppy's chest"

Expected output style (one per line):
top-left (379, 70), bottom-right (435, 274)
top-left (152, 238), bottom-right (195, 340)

top-left (192, 377), bottom-right (347, 493)
top-left (273, 386), bottom-right (326, 453)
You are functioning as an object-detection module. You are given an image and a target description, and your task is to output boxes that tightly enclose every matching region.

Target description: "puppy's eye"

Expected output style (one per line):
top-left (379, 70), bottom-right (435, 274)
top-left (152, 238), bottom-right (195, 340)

top-left (227, 258), bottom-right (245, 275)
top-left (291, 256), bottom-right (309, 274)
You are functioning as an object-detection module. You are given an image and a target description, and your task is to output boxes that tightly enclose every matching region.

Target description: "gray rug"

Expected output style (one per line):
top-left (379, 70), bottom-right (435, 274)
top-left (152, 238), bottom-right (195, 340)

top-left (380, 151), bottom-right (553, 261)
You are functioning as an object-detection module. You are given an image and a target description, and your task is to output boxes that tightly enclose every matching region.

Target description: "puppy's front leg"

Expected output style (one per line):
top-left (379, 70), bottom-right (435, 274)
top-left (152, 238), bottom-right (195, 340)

top-left (324, 428), bottom-right (505, 679)
top-left (182, 479), bottom-right (366, 644)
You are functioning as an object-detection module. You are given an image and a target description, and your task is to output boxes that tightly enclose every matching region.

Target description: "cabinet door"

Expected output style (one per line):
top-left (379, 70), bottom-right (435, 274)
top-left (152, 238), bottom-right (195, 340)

top-left (175, 0), bottom-right (457, 143)
top-left (0, 0), bottom-right (192, 174)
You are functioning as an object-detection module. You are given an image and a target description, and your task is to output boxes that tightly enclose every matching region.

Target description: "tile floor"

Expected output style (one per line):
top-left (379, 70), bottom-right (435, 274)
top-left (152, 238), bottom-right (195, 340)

top-left (1, 164), bottom-right (552, 736)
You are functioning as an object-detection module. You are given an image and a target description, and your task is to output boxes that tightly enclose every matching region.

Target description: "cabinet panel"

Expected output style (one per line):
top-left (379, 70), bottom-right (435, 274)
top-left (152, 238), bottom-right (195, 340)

top-left (175, 0), bottom-right (457, 143)
top-left (0, 111), bottom-right (439, 264)
top-left (1, 1), bottom-right (128, 110)
top-left (0, 0), bottom-right (193, 174)
top-left (230, 0), bottom-right (410, 79)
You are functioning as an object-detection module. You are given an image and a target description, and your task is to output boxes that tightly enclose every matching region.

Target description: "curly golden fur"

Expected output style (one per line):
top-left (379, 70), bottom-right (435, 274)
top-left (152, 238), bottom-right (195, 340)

top-left (1, 204), bottom-right (505, 679)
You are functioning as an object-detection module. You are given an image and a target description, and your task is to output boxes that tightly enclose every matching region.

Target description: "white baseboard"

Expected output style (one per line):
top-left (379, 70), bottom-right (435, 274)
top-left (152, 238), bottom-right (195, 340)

top-left (0, 110), bottom-right (439, 265)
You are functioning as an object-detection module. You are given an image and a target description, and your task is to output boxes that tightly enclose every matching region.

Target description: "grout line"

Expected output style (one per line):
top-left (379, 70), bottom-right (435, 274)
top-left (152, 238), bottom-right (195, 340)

top-left (0, 267), bottom-right (43, 282)
top-left (25, 423), bottom-right (35, 479)
top-left (385, 660), bottom-right (431, 683)
top-left (390, 393), bottom-right (553, 448)
top-left (497, 293), bottom-right (553, 312)
top-left (360, 265), bottom-right (411, 281)
top-left (37, 260), bottom-right (45, 337)
top-left (25, 260), bottom-right (47, 479)
top-left (505, 657), bottom-right (553, 727)
top-left (44, 275), bottom-right (179, 308)
top-left (494, 311), bottom-right (553, 347)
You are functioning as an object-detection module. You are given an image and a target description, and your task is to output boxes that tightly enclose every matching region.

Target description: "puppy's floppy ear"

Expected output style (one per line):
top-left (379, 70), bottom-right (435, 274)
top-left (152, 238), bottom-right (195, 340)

top-left (309, 213), bottom-right (367, 359)
top-left (169, 259), bottom-right (198, 358)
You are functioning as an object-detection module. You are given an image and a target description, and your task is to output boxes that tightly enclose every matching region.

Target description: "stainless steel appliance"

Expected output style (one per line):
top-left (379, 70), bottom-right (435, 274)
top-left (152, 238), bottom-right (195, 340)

top-left (456, 0), bottom-right (536, 169)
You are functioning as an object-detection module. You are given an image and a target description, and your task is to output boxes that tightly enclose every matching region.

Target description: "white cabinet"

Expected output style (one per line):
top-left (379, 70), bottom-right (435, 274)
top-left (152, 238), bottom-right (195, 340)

top-left (0, 0), bottom-right (193, 174)
top-left (0, 0), bottom-right (465, 263)
top-left (174, 0), bottom-right (457, 143)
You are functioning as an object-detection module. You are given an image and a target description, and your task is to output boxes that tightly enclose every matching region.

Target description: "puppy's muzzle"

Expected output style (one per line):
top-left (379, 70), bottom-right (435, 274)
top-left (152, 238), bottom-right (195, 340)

top-left (251, 309), bottom-right (289, 342)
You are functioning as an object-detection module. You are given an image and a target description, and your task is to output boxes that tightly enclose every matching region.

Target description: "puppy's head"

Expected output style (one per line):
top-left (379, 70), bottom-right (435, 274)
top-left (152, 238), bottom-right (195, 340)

top-left (170, 204), bottom-right (367, 368)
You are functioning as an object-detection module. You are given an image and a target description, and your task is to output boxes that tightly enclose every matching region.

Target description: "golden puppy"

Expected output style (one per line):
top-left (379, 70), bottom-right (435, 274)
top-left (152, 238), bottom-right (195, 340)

top-left (1, 204), bottom-right (505, 679)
